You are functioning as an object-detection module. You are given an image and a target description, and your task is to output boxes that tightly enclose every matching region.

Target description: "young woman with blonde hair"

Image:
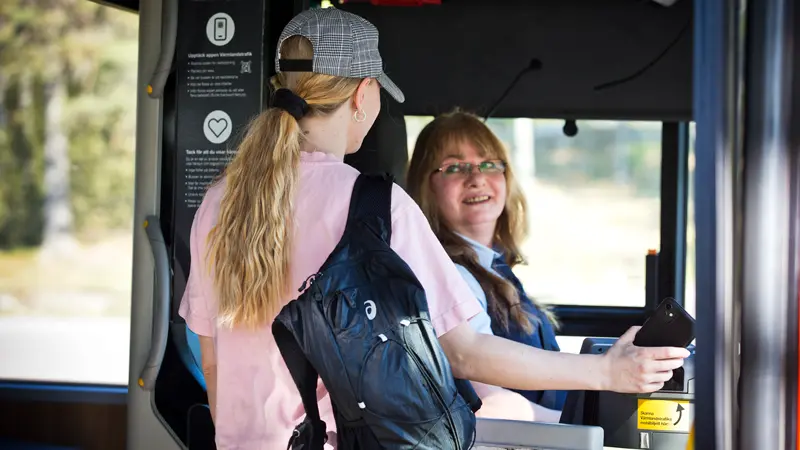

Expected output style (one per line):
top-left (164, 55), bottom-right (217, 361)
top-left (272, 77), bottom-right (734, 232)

top-left (180, 9), bottom-right (690, 449)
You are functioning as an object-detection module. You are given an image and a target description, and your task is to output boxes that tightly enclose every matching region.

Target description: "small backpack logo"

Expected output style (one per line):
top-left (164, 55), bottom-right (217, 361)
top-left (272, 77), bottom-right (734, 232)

top-left (364, 300), bottom-right (377, 320)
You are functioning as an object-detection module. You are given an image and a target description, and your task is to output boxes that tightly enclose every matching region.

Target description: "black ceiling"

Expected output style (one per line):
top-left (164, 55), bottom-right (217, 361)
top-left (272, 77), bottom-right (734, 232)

top-left (87, 0), bottom-right (694, 120)
top-left (339, 0), bottom-right (693, 120)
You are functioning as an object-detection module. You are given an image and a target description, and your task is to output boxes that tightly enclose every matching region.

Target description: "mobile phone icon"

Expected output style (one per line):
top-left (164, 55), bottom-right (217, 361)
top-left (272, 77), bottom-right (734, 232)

top-left (214, 17), bottom-right (227, 41)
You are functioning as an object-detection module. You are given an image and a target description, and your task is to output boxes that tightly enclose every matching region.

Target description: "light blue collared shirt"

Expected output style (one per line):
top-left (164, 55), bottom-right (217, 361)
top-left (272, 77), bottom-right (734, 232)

top-left (454, 234), bottom-right (501, 336)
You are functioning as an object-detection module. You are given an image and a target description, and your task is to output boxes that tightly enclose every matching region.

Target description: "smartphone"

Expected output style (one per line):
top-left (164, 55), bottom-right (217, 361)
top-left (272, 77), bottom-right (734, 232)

top-left (633, 297), bottom-right (695, 348)
top-left (214, 17), bottom-right (227, 41)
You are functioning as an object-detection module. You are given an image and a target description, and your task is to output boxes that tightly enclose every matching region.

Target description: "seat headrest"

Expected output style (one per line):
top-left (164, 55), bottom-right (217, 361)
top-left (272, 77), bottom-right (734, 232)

top-left (345, 92), bottom-right (408, 188)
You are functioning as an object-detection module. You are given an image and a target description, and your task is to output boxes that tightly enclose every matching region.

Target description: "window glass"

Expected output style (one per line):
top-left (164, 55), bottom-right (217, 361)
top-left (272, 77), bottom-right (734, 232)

top-left (0, 4), bottom-right (138, 384)
top-left (406, 116), bottom-right (662, 308)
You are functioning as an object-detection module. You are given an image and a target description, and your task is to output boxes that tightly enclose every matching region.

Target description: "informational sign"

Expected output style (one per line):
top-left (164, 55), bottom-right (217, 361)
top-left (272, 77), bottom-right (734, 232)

top-left (206, 12), bottom-right (236, 47)
top-left (637, 399), bottom-right (693, 433)
top-left (173, 0), bottom-right (266, 300)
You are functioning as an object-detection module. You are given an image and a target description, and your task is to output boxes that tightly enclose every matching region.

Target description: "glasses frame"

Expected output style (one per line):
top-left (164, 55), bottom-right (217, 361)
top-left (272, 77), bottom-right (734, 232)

top-left (432, 159), bottom-right (507, 177)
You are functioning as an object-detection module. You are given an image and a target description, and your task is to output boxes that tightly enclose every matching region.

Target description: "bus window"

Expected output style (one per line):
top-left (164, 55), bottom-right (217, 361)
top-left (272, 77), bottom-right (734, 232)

top-left (0, 4), bottom-right (138, 385)
top-left (406, 116), bottom-right (662, 309)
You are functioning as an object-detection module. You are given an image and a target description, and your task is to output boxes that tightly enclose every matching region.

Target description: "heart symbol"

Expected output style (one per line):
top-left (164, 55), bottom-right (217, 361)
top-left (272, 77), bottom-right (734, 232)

top-left (208, 118), bottom-right (228, 137)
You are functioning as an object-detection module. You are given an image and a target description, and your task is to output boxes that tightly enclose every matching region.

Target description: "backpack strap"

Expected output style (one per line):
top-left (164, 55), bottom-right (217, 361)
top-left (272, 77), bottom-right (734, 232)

top-left (454, 378), bottom-right (483, 413)
top-left (345, 173), bottom-right (394, 244)
top-left (346, 173), bottom-right (484, 416)
top-left (272, 320), bottom-right (328, 450)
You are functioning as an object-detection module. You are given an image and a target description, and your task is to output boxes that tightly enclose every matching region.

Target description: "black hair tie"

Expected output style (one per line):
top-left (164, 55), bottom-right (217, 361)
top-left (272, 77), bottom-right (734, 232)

top-left (272, 88), bottom-right (309, 121)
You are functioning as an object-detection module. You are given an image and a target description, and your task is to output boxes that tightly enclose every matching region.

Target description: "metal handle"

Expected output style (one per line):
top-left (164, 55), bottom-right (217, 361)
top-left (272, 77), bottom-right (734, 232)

top-left (146, 0), bottom-right (178, 99)
top-left (138, 215), bottom-right (171, 391)
top-left (474, 418), bottom-right (605, 450)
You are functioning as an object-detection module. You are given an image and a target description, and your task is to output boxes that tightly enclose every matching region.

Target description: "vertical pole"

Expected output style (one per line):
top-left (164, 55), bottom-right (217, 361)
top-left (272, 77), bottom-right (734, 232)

top-left (692, 0), bottom-right (745, 448)
top-left (739, 0), bottom-right (793, 448)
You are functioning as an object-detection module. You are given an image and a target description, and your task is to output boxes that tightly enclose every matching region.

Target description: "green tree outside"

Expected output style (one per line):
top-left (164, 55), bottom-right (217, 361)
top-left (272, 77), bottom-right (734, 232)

top-left (0, 1), bottom-right (138, 318)
top-left (0, 0), bottom-right (138, 250)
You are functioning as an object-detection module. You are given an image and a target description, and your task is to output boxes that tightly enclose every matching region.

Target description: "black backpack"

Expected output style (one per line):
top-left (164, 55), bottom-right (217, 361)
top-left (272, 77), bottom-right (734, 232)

top-left (272, 173), bottom-right (481, 450)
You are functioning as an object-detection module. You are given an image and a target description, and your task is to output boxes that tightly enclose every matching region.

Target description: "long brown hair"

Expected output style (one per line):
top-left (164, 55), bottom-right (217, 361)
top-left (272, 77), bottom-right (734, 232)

top-left (206, 36), bottom-right (364, 329)
top-left (406, 109), bottom-right (557, 333)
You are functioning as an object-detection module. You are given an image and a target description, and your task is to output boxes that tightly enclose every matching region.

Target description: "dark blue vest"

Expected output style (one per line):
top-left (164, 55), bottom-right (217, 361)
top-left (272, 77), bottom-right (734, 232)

top-left (490, 254), bottom-right (567, 411)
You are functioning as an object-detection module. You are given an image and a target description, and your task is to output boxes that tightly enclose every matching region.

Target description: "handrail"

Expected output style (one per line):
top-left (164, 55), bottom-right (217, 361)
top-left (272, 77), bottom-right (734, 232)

top-left (146, 0), bottom-right (178, 99)
top-left (474, 418), bottom-right (604, 450)
top-left (138, 215), bottom-right (171, 391)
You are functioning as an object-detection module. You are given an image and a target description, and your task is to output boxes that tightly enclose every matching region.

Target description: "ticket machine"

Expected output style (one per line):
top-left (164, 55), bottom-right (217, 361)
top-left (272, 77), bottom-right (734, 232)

top-left (561, 338), bottom-right (696, 450)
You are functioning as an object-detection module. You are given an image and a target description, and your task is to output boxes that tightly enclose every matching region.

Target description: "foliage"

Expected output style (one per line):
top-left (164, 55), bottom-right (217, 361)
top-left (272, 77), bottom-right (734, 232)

top-left (0, 0), bottom-right (138, 248)
top-left (486, 119), bottom-right (663, 197)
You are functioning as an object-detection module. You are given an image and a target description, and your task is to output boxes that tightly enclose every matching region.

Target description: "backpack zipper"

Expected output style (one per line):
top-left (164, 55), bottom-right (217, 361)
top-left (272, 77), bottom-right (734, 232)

top-left (298, 272), bottom-right (323, 292)
top-left (401, 330), bottom-right (462, 450)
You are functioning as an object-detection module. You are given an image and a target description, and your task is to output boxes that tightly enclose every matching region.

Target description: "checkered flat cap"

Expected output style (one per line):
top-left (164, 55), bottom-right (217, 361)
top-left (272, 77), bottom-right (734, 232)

top-left (275, 8), bottom-right (405, 103)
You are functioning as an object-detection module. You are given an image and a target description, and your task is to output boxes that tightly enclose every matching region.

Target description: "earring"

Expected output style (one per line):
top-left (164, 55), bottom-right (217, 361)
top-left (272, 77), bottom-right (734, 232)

top-left (353, 109), bottom-right (366, 123)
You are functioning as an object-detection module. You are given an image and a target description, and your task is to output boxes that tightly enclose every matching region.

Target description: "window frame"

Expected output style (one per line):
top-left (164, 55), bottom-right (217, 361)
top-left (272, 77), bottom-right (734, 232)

top-left (0, 381), bottom-right (127, 405)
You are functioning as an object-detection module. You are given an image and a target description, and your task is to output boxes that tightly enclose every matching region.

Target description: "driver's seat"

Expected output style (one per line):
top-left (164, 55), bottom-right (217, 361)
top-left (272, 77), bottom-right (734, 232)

top-left (344, 91), bottom-right (409, 187)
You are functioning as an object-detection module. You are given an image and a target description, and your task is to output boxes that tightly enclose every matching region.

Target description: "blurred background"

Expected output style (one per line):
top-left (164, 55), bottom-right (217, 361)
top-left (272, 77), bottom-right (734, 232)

top-left (0, 1), bottom-right (138, 384)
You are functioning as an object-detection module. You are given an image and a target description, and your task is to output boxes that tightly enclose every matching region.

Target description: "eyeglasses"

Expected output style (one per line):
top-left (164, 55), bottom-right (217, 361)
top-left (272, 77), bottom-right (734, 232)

top-left (433, 160), bottom-right (507, 177)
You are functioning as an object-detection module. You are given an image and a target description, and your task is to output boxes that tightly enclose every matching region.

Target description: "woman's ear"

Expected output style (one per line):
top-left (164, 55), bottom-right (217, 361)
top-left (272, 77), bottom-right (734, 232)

top-left (352, 78), bottom-right (373, 111)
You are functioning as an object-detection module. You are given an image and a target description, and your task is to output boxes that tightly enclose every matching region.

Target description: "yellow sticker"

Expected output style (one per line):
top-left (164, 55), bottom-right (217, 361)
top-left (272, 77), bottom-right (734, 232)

top-left (637, 399), bottom-right (693, 433)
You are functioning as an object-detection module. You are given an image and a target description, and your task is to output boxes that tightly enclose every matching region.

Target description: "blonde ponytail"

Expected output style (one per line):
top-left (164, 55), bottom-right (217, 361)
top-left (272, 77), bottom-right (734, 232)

top-left (207, 109), bottom-right (301, 329)
top-left (206, 36), bottom-right (363, 329)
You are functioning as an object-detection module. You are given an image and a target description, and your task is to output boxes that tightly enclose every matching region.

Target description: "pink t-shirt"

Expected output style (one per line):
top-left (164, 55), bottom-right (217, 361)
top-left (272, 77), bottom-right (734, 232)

top-left (179, 150), bottom-right (483, 450)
